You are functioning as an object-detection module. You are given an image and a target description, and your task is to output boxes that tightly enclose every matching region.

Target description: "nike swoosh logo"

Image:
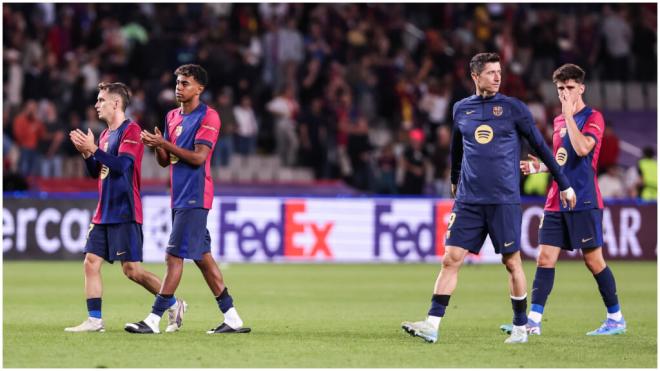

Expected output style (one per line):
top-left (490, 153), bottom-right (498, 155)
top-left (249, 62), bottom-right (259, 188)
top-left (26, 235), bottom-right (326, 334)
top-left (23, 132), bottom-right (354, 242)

top-left (582, 237), bottom-right (593, 243)
top-left (465, 110), bottom-right (475, 115)
top-left (116, 251), bottom-right (127, 256)
top-left (504, 241), bottom-right (514, 247)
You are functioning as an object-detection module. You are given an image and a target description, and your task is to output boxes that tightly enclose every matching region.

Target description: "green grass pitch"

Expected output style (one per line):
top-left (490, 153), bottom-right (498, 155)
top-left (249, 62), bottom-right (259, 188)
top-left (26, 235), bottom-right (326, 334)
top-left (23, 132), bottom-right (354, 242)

top-left (3, 261), bottom-right (656, 368)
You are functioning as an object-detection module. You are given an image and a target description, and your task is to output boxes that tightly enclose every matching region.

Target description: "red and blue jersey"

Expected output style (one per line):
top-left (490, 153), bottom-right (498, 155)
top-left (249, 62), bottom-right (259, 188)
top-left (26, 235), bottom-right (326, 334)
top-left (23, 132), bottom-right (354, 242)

top-left (92, 120), bottom-right (143, 224)
top-left (164, 103), bottom-right (221, 210)
top-left (545, 107), bottom-right (605, 211)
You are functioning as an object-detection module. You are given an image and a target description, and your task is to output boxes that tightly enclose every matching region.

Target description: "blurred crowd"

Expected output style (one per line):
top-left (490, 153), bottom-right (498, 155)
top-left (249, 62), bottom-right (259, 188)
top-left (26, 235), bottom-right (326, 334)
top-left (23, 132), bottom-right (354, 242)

top-left (3, 3), bottom-right (657, 199)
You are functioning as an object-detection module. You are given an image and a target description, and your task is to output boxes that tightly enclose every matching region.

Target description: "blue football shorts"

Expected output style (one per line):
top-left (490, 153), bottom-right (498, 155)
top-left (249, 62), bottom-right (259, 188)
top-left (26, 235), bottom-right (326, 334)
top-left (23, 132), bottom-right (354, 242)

top-left (84, 222), bottom-right (143, 263)
top-left (167, 208), bottom-right (211, 261)
top-left (445, 202), bottom-right (522, 255)
top-left (538, 209), bottom-right (603, 250)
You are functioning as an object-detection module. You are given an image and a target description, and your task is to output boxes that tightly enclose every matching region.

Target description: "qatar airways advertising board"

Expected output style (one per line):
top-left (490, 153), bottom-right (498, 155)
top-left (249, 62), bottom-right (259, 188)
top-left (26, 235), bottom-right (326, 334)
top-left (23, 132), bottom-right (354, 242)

top-left (3, 195), bottom-right (656, 262)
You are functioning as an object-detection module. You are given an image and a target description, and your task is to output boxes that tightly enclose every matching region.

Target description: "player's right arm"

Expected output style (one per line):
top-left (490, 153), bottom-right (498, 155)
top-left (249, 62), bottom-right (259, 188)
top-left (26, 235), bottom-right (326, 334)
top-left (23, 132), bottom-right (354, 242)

top-left (142, 127), bottom-right (170, 167)
top-left (70, 128), bottom-right (101, 178)
top-left (153, 140), bottom-right (170, 167)
top-left (449, 102), bottom-right (463, 198)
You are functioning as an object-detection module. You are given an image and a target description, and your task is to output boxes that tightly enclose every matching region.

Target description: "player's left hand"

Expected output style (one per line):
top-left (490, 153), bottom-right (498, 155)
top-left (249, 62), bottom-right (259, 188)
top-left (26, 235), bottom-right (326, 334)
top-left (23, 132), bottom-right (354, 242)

top-left (560, 186), bottom-right (576, 210)
top-left (450, 183), bottom-right (457, 198)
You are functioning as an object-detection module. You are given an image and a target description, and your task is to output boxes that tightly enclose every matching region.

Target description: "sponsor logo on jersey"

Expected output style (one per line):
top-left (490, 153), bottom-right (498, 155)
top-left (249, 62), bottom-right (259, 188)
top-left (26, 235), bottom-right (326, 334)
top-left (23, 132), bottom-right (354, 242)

top-left (556, 147), bottom-right (568, 165)
top-left (492, 105), bottom-right (503, 116)
top-left (475, 124), bottom-right (494, 144)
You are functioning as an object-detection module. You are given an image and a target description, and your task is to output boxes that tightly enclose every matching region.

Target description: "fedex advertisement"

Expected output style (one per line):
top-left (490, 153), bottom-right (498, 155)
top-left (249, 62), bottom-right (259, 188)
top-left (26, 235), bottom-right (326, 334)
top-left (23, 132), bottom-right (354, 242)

top-left (142, 196), bottom-right (515, 263)
top-left (4, 195), bottom-right (655, 262)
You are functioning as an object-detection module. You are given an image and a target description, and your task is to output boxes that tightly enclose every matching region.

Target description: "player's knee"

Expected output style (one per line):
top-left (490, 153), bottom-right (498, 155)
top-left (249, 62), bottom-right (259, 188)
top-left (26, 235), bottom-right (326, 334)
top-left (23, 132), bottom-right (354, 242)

top-left (442, 256), bottom-right (462, 270)
top-left (583, 248), bottom-right (606, 273)
top-left (122, 263), bottom-right (142, 281)
top-left (83, 255), bottom-right (101, 274)
top-left (536, 254), bottom-right (556, 268)
top-left (584, 258), bottom-right (606, 274)
top-left (502, 257), bottom-right (522, 273)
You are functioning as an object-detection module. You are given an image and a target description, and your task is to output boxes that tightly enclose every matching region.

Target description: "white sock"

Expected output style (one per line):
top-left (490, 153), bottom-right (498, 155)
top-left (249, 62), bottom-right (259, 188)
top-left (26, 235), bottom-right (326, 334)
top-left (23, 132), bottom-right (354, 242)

top-left (145, 313), bottom-right (161, 328)
top-left (426, 315), bottom-right (441, 330)
top-left (513, 325), bottom-right (527, 333)
top-left (607, 311), bottom-right (623, 321)
top-left (528, 311), bottom-right (543, 323)
top-left (223, 307), bottom-right (243, 329)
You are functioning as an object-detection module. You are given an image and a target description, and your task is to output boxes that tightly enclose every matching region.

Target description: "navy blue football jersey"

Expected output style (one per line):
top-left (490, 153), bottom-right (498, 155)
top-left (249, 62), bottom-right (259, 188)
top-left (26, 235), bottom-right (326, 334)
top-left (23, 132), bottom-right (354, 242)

top-left (450, 93), bottom-right (570, 204)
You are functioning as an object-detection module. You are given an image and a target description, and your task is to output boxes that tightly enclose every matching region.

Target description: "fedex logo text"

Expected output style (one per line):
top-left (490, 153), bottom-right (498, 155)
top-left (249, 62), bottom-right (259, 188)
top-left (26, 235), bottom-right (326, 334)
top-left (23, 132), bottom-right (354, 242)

top-left (374, 203), bottom-right (436, 260)
top-left (219, 200), bottom-right (334, 260)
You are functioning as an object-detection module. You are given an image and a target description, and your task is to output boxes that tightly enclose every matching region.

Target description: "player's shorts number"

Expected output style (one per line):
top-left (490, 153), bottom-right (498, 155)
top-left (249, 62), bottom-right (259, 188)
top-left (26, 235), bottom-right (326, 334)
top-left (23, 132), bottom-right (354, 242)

top-left (86, 223), bottom-right (94, 240)
top-left (539, 215), bottom-right (544, 229)
top-left (447, 212), bottom-right (456, 229)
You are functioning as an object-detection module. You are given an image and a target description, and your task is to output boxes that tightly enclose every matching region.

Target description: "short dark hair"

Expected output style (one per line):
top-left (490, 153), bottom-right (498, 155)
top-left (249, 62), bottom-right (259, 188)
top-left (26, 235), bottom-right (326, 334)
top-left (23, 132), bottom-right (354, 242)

top-left (174, 64), bottom-right (208, 86)
top-left (552, 64), bottom-right (586, 84)
top-left (469, 53), bottom-right (501, 75)
top-left (98, 82), bottom-right (131, 111)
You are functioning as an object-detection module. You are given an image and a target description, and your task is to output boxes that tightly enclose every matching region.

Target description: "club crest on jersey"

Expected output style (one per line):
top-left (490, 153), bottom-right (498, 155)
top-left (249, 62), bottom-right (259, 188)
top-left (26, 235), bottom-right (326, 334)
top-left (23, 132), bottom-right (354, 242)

top-left (560, 127), bottom-right (567, 137)
top-left (492, 105), bottom-right (503, 116)
top-left (100, 165), bottom-right (110, 179)
top-left (175, 125), bottom-right (183, 136)
top-left (170, 153), bottom-right (179, 164)
top-left (474, 124), bottom-right (494, 144)
top-left (556, 147), bottom-right (568, 166)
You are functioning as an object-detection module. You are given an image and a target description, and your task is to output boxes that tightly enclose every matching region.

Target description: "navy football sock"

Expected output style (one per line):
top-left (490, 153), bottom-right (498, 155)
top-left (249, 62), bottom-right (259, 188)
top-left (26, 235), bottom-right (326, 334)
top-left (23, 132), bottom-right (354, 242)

top-left (87, 298), bottom-right (102, 319)
top-left (511, 296), bottom-right (528, 326)
top-left (531, 267), bottom-right (555, 312)
top-left (427, 294), bottom-right (450, 317)
top-left (593, 266), bottom-right (620, 313)
top-left (216, 288), bottom-right (234, 313)
top-left (151, 294), bottom-right (176, 317)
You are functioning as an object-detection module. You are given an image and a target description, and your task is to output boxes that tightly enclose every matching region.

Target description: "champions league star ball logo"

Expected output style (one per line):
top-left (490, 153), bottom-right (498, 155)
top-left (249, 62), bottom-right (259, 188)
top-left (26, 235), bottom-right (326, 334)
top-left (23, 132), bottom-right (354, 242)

top-left (475, 124), bottom-right (494, 144)
top-left (492, 105), bottom-right (503, 116)
top-left (556, 147), bottom-right (568, 165)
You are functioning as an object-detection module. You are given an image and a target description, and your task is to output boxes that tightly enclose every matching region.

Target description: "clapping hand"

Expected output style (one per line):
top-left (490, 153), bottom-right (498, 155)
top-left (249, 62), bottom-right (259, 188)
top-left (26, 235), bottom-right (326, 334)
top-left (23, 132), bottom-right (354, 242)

top-left (141, 127), bottom-right (165, 148)
top-left (69, 128), bottom-right (97, 157)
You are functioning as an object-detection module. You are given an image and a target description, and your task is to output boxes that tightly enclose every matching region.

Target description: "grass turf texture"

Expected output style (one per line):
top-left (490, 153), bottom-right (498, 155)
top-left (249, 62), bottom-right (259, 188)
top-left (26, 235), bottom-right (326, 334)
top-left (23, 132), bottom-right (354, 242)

top-left (3, 261), bottom-right (656, 368)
